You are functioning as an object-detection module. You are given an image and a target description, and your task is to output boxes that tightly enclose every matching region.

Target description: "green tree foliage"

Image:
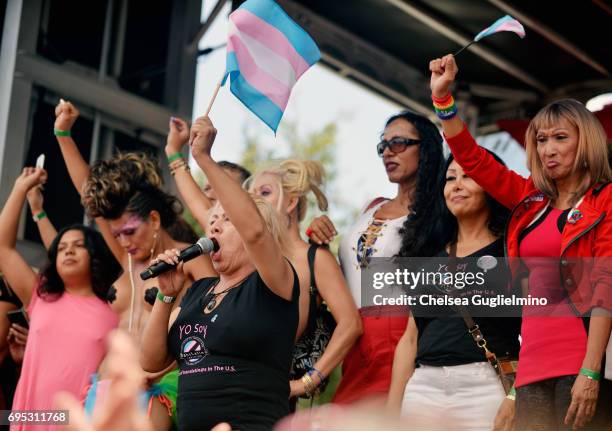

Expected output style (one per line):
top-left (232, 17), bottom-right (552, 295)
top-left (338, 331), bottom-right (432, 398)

top-left (181, 117), bottom-right (359, 255)
top-left (239, 119), bottom-right (350, 252)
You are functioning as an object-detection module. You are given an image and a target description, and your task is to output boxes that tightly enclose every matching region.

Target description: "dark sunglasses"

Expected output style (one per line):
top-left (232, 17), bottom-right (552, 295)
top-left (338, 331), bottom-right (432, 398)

top-left (376, 137), bottom-right (420, 157)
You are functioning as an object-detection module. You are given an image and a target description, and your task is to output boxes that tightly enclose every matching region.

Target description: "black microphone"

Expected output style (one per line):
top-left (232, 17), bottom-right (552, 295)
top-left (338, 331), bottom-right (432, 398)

top-left (140, 237), bottom-right (219, 280)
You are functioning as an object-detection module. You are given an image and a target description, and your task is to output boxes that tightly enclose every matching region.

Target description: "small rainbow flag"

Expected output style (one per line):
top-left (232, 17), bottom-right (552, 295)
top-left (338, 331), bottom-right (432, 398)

top-left (222, 0), bottom-right (321, 132)
top-left (474, 15), bottom-right (526, 42)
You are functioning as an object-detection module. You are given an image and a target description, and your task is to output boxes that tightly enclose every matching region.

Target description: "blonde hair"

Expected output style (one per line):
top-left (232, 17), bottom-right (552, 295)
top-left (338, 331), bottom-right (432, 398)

top-left (525, 99), bottom-right (612, 206)
top-left (252, 195), bottom-right (291, 256)
top-left (250, 160), bottom-right (328, 222)
top-left (209, 195), bottom-right (290, 257)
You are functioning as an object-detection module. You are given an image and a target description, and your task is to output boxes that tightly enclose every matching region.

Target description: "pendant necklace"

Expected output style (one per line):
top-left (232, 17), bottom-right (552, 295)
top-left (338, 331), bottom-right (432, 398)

top-left (203, 276), bottom-right (248, 313)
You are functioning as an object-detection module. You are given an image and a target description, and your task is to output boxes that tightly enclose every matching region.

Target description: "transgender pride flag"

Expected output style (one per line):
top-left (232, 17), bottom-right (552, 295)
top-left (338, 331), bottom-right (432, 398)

top-left (222, 0), bottom-right (321, 132)
top-left (474, 15), bottom-right (526, 42)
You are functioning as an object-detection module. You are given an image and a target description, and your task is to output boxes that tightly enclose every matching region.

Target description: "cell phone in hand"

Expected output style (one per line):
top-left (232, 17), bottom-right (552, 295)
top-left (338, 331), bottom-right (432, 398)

top-left (6, 309), bottom-right (29, 329)
top-left (36, 154), bottom-right (45, 170)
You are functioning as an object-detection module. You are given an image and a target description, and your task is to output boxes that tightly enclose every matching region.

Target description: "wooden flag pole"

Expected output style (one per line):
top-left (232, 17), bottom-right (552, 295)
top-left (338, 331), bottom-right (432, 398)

top-left (205, 79), bottom-right (223, 116)
top-left (190, 76), bottom-right (224, 146)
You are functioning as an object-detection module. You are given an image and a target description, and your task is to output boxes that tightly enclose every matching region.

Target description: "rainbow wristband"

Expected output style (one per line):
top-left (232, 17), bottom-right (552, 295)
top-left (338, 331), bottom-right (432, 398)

top-left (167, 152), bottom-right (183, 163)
top-left (54, 129), bottom-right (71, 137)
top-left (432, 93), bottom-right (457, 120)
top-left (433, 95), bottom-right (458, 120)
top-left (432, 93), bottom-right (452, 103)
top-left (579, 368), bottom-right (601, 381)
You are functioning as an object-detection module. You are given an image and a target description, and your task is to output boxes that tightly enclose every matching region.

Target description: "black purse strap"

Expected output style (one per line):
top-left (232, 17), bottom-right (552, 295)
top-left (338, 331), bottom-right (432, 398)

top-left (447, 243), bottom-right (501, 371)
top-left (307, 244), bottom-right (318, 295)
top-left (306, 244), bottom-right (320, 332)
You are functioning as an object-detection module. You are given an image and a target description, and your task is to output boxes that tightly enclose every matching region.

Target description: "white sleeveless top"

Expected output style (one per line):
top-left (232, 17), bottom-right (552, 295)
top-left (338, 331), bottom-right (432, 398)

top-left (338, 199), bottom-right (407, 308)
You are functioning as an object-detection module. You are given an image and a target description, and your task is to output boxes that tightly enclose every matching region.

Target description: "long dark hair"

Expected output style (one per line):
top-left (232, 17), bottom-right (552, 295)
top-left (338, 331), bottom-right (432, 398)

top-left (37, 224), bottom-right (122, 302)
top-left (391, 111), bottom-right (447, 258)
top-left (404, 150), bottom-right (510, 257)
top-left (440, 151), bottom-right (510, 246)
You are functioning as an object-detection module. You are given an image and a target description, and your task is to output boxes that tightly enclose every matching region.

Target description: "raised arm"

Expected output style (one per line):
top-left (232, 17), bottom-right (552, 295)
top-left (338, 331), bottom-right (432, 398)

top-left (0, 168), bottom-right (48, 307)
top-left (54, 101), bottom-right (91, 196)
top-left (54, 100), bottom-right (125, 262)
top-left (190, 116), bottom-right (294, 300)
top-left (26, 185), bottom-right (57, 250)
top-left (165, 117), bottom-right (214, 231)
top-left (429, 55), bottom-right (529, 209)
top-left (386, 316), bottom-right (418, 414)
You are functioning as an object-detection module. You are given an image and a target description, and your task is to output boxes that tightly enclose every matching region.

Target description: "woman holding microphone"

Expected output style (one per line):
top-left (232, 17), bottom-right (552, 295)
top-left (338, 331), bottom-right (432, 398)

top-left (140, 116), bottom-right (300, 431)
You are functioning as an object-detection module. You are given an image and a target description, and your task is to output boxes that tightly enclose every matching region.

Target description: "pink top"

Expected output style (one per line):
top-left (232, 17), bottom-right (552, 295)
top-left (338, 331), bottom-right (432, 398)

top-left (515, 208), bottom-right (587, 387)
top-left (11, 291), bottom-right (118, 431)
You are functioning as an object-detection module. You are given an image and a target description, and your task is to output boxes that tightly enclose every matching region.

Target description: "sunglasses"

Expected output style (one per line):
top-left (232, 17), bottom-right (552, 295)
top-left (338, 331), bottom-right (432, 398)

top-left (376, 137), bottom-right (420, 157)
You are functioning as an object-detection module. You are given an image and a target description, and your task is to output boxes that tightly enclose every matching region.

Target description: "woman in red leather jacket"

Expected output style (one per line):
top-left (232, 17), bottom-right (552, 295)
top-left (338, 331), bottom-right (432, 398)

top-left (428, 54), bottom-right (611, 430)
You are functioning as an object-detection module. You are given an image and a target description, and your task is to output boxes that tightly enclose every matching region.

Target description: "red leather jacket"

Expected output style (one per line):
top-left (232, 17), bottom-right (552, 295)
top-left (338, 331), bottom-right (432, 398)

top-left (446, 125), bottom-right (612, 315)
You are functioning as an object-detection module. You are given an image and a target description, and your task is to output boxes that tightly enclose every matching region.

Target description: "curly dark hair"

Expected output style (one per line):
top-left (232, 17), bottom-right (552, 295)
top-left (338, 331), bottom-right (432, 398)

top-left (83, 152), bottom-right (182, 228)
top-left (38, 224), bottom-right (122, 302)
top-left (390, 111), bottom-right (447, 258)
top-left (441, 151), bottom-right (510, 245)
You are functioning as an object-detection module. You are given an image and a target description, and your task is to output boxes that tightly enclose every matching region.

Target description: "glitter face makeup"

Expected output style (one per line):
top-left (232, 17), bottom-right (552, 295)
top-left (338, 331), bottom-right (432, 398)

top-left (111, 215), bottom-right (144, 239)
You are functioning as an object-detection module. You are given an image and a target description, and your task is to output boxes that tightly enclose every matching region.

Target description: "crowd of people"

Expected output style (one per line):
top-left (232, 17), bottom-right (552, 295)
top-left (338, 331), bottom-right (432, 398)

top-left (0, 53), bottom-right (611, 431)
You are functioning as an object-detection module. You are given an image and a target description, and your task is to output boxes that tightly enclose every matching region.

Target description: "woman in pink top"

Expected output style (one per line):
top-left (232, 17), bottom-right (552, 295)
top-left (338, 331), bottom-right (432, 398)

top-left (429, 54), bottom-right (612, 430)
top-left (0, 167), bottom-right (121, 431)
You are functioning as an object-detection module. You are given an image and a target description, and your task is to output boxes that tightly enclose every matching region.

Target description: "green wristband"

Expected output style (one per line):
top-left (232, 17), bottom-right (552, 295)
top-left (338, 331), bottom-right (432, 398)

top-left (579, 368), bottom-right (601, 381)
top-left (167, 152), bottom-right (183, 163)
top-left (54, 129), bottom-right (71, 137)
top-left (33, 211), bottom-right (47, 222)
top-left (156, 290), bottom-right (176, 304)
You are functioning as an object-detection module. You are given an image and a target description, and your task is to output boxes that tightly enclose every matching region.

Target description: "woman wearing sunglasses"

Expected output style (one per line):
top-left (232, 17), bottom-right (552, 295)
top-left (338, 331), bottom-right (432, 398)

top-left (307, 111), bottom-right (446, 404)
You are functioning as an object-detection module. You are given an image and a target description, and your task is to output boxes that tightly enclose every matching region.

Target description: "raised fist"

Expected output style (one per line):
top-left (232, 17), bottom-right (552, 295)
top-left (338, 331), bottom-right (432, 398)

top-left (429, 54), bottom-right (458, 99)
top-left (15, 167), bottom-right (47, 194)
top-left (54, 99), bottom-right (80, 131)
top-left (166, 117), bottom-right (190, 154)
top-left (189, 116), bottom-right (217, 160)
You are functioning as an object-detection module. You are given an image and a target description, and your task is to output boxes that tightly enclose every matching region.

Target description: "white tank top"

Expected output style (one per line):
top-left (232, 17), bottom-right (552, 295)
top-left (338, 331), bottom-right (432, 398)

top-left (338, 199), bottom-right (407, 308)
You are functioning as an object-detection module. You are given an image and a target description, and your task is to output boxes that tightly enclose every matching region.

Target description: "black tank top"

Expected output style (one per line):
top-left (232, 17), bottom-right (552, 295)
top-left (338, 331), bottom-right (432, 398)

top-left (168, 268), bottom-right (299, 431)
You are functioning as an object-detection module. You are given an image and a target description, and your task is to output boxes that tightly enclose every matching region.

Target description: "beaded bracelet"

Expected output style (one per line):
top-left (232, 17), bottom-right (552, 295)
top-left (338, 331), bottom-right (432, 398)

top-left (579, 367), bottom-right (601, 381)
top-left (308, 366), bottom-right (325, 384)
top-left (169, 159), bottom-right (190, 176)
top-left (432, 93), bottom-right (458, 120)
top-left (301, 373), bottom-right (317, 396)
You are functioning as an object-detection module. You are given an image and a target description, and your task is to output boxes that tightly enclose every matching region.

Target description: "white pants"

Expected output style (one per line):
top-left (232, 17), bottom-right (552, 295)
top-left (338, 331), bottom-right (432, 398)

top-left (401, 362), bottom-right (505, 431)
